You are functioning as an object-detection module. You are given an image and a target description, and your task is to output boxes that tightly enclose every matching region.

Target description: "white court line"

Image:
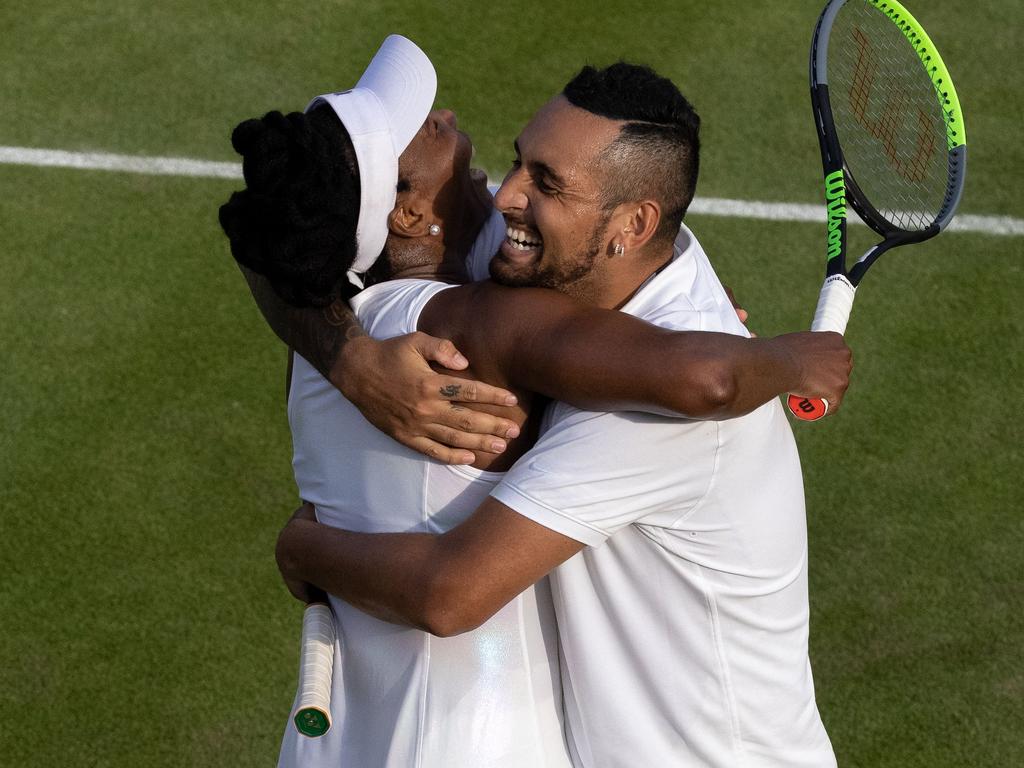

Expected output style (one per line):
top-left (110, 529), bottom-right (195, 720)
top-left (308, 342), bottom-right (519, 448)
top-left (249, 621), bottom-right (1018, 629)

top-left (0, 145), bottom-right (241, 180)
top-left (687, 197), bottom-right (1024, 237)
top-left (2, 144), bottom-right (1021, 237)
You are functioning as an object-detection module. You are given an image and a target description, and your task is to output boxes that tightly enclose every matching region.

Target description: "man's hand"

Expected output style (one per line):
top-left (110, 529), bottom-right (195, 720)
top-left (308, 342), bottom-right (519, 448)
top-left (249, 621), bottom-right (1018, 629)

top-left (334, 333), bottom-right (521, 465)
top-left (276, 503), bottom-right (326, 604)
top-left (774, 331), bottom-right (853, 414)
top-left (237, 269), bottom-right (518, 463)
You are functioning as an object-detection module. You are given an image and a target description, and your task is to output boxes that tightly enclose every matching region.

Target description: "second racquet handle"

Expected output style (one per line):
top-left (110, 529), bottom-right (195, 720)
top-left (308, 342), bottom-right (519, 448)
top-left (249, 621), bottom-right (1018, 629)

top-left (788, 275), bottom-right (856, 421)
top-left (293, 602), bottom-right (337, 738)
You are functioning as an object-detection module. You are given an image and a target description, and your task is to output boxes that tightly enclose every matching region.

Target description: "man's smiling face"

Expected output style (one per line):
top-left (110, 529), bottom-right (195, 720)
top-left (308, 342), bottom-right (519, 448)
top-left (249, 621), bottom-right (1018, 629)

top-left (490, 96), bottom-right (624, 302)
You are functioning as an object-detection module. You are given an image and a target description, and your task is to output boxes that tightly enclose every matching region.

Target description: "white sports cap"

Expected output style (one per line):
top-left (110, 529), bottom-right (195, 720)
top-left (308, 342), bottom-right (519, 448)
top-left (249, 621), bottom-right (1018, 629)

top-left (305, 35), bottom-right (437, 284)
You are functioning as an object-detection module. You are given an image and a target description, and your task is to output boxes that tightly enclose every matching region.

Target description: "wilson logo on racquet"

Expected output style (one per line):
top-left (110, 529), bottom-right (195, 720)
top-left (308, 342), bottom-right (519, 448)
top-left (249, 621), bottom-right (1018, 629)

top-left (824, 169), bottom-right (846, 260)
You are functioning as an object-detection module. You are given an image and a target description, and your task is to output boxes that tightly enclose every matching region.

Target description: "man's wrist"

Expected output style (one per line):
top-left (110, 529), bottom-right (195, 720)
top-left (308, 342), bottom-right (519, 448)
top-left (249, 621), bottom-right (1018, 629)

top-left (331, 334), bottom-right (376, 399)
top-left (763, 336), bottom-right (804, 394)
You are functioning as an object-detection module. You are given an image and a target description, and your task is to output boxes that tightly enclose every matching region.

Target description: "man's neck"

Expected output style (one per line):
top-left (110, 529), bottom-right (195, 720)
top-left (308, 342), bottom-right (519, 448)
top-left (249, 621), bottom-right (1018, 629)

top-left (588, 245), bottom-right (676, 310)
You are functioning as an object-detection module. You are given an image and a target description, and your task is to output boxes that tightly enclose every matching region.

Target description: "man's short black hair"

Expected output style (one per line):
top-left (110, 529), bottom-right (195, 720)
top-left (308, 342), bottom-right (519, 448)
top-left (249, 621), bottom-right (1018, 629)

top-left (563, 62), bottom-right (700, 243)
top-left (218, 104), bottom-right (360, 308)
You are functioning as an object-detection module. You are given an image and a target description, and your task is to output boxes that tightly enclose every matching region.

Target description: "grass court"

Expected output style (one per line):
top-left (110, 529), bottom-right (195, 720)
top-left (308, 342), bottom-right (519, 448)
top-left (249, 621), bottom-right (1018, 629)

top-left (2, 1), bottom-right (1021, 765)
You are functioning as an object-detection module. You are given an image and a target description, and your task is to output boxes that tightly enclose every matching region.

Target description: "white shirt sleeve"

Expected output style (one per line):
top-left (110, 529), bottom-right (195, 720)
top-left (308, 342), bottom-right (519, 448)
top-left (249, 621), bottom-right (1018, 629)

top-left (491, 226), bottom-right (752, 546)
top-left (491, 404), bottom-right (721, 546)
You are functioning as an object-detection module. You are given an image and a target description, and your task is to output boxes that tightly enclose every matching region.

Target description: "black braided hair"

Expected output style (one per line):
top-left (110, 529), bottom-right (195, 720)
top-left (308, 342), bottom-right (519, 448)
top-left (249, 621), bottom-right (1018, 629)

top-left (218, 104), bottom-right (361, 307)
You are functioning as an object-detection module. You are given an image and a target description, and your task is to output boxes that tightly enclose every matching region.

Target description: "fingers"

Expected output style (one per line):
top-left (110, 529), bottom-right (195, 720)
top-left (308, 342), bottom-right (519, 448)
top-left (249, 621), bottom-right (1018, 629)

top-left (432, 376), bottom-right (518, 407)
top-left (435, 403), bottom-right (520, 440)
top-left (396, 394), bottom-right (521, 463)
top-left (380, 332), bottom-right (522, 462)
top-left (724, 285), bottom-right (750, 326)
top-left (787, 331), bottom-right (854, 408)
top-left (405, 436), bottom-right (477, 466)
top-left (399, 408), bottom-right (523, 465)
top-left (408, 333), bottom-right (518, 406)
top-left (397, 407), bottom-right (521, 460)
top-left (411, 332), bottom-right (470, 370)
top-left (425, 419), bottom-right (517, 452)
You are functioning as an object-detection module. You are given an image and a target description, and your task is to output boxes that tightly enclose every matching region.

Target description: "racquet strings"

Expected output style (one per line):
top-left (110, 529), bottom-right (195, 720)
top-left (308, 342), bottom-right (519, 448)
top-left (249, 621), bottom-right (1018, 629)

top-left (828, 1), bottom-right (950, 232)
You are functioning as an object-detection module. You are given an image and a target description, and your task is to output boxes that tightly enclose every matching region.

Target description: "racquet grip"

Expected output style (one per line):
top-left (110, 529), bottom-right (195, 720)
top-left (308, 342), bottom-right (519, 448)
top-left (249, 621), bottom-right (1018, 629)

top-left (292, 602), bottom-right (337, 738)
top-left (809, 274), bottom-right (856, 335)
top-left (788, 275), bottom-right (857, 421)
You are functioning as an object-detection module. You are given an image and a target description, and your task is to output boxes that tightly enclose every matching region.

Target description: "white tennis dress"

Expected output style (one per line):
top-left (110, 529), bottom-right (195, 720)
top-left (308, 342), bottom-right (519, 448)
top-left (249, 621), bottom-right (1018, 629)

top-left (277, 272), bottom-right (571, 767)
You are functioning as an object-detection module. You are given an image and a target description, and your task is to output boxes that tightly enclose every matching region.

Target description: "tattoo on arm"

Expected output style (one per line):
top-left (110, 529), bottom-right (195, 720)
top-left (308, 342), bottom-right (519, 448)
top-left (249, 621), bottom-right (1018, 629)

top-left (306, 298), bottom-right (367, 379)
top-left (243, 265), bottom-right (366, 381)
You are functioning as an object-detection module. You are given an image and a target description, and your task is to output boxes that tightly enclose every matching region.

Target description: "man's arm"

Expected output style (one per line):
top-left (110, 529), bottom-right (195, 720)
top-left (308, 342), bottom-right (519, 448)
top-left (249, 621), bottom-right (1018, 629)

top-left (241, 266), bottom-right (521, 463)
top-left (276, 500), bottom-right (582, 636)
top-left (423, 283), bottom-right (852, 421)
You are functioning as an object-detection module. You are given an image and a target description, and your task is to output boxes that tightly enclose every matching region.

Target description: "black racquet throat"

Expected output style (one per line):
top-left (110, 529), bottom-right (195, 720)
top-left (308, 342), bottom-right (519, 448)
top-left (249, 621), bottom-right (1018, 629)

top-left (788, 0), bottom-right (967, 421)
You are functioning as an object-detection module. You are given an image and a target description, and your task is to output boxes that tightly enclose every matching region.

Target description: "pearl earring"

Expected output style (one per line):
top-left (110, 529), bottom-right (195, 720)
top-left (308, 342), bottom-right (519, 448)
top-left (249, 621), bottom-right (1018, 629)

top-left (428, 224), bottom-right (441, 236)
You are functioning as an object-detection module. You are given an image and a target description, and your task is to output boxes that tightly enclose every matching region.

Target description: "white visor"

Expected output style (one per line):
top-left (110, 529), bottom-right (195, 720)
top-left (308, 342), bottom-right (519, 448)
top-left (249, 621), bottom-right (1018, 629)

top-left (305, 35), bottom-right (437, 286)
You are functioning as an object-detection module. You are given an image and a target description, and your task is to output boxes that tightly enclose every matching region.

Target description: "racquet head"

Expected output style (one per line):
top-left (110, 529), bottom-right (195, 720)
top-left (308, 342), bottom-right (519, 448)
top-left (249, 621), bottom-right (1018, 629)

top-left (812, 0), bottom-right (967, 284)
top-left (790, 0), bottom-right (967, 422)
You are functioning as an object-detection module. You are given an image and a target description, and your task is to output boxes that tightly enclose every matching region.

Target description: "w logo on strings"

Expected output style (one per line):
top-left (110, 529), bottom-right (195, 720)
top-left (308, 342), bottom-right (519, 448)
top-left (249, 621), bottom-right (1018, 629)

top-left (847, 26), bottom-right (937, 183)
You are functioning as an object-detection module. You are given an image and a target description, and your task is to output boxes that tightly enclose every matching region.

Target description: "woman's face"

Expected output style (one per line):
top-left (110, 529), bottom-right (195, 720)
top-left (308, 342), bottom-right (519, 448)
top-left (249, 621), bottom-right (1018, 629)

top-left (398, 109), bottom-right (492, 252)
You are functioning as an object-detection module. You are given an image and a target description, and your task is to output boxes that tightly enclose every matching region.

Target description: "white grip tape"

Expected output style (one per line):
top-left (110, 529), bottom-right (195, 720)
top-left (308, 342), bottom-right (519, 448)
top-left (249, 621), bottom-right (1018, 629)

top-left (810, 274), bottom-right (857, 335)
top-left (295, 603), bottom-right (336, 727)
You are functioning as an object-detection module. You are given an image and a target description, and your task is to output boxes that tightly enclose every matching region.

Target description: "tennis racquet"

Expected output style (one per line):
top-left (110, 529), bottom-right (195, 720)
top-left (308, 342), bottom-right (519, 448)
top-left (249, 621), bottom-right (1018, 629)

top-left (787, 0), bottom-right (967, 421)
top-left (291, 601), bottom-right (337, 738)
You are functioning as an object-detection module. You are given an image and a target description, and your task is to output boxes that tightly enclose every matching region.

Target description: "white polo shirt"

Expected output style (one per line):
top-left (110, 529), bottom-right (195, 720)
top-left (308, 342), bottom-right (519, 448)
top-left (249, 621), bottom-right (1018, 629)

top-left (491, 225), bottom-right (836, 767)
